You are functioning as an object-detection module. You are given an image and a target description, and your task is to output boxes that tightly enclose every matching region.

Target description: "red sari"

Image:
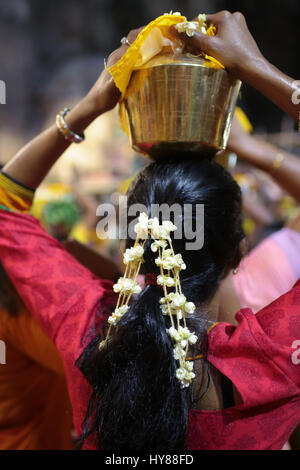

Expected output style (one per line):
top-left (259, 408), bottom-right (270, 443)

top-left (0, 208), bottom-right (300, 450)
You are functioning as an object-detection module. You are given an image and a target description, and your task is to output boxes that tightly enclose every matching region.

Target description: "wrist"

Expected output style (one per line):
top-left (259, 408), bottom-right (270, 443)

top-left (232, 55), bottom-right (269, 83)
top-left (83, 87), bottom-right (116, 118)
top-left (233, 135), bottom-right (284, 173)
top-left (75, 96), bottom-right (104, 122)
top-left (63, 97), bottom-right (103, 135)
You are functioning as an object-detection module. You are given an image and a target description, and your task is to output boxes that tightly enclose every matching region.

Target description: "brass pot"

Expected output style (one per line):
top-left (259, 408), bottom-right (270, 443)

top-left (124, 53), bottom-right (241, 159)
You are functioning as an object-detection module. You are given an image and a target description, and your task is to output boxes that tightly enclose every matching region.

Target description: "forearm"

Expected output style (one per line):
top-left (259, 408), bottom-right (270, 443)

top-left (64, 239), bottom-right (122, 282)
top-left (230, 135), bottom-right (300, 202)
top-left (238, 58), bottom-right (300, 123)
top-left (2, 97), bottom-right (101, 190)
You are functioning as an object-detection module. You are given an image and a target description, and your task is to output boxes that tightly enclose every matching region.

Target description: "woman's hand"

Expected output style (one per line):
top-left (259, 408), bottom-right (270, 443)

top-left (84, 27), bottom-right (144, 116)
top-left (171, 11), bottom-right (299, 122)
top-left (170, 11), bottom-right (265, 78)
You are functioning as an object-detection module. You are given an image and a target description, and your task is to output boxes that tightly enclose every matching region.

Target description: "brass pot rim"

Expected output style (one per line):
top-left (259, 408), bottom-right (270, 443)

top-left (136, 52), bottom-right (225, 71)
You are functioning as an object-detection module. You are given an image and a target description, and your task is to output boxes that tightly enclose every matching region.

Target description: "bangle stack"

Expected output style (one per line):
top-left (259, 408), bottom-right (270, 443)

top-left (56, 108), bottom-right (85, 144)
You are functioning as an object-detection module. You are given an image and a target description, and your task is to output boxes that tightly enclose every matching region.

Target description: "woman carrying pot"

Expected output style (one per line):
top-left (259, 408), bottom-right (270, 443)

top-left (0, 12), bottom-right (299, 450)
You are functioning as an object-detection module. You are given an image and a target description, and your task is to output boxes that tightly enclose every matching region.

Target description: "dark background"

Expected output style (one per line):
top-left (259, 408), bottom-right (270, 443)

top-left (0, 0), bottom-right (299, 157)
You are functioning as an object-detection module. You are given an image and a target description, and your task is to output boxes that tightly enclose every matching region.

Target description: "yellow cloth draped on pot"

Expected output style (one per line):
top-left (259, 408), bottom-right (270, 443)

top-left (108, 14), bottom-right (223, 136)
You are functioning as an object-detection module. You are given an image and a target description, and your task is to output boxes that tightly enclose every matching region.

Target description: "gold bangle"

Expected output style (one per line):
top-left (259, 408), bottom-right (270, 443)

top-left (270, 152), bottom-right (285, 173)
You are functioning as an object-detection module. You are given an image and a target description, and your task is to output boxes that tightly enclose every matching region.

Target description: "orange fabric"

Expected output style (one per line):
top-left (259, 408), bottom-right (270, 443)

top-left (0, 175), bottom-right (72, 449)
top-left (0, 307), bottom-right (73, 449)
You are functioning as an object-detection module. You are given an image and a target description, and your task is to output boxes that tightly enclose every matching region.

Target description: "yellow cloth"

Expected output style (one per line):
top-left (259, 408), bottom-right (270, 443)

top-left (0, 173), bottom-right (33, 213)
top-left (108, 14), bottom-right (223, 136)
top-left (235, 107), bottom-right (253, 134)
top-left (109, 14), bottom-right (222, 97)
top-left (0, 307), bottom-right (73, 450)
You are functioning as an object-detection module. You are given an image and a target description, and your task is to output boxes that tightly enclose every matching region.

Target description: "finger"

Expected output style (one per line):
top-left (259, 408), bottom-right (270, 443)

top-left (108, 27), bottom-right (143, 63)
top-left (127, 26), bottom-right (146, 44)
top-left (107, 27), bottom-right (144, 68)
top-left (190, 31), bottom-right (217, 53)
top-left (232, 11), bottom-right (246, 21)
top-left (106, 47), bottom-right (126, 68)
top-left (205, 11), bottom-right (233, 26)
top-left (169, 24), bottom-right (181, 37)
top-left (191, 12), bottom-right (231, 26)
top-left (170, 26), bottom-right (217, 55)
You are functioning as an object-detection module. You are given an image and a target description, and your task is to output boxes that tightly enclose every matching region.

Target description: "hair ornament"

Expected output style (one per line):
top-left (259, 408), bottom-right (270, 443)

top-left (100, 212), bottom-right (197, 389)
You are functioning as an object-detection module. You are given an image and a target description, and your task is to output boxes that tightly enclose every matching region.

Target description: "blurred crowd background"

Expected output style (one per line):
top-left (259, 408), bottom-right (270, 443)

top-left (0, 0), bottom-right (299, 256)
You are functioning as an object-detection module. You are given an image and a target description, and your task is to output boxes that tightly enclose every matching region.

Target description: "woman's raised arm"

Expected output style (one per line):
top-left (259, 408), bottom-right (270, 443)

top-left (227, 117), bottom-right (300, 202)
top-left (171, 11), bottom-right (300, 123)
top-left (1, 28), bottom-right (143, 189)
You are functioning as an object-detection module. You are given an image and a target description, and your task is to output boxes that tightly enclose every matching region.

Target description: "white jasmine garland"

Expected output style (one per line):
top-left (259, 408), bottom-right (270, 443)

top-left (164, 11), bottom-right (184, 17)
top-left (118, 305), bottom-right (130, 315)
top-left (173, 344), bottom-right (184, 360)
top-left (159, 292), bottom-right (175, 305)
top-left (155, 255), bottom-right (185, 271)
top-left (151, 239), bottom-right (167, 253)
top-left (185, 361), bottom-right (194, 372)
top-left (155, 250), bottom-right (186, 271)
top-left (108, 305), bottom-right (130, 326)
top-left (161, 305), bottom-right (183, 319)
top-left (176, 362), bottom-right (196, 388)
top-left (113, 277), bottom-right (142, 295)
top-left (166, 326), bottom-right (181, 342)
top-left (170, 293), bottom-right (186, 308)
top-left (148, 217), bottom-right (161, 239)
top-left (102, 212), bottom-right (198, 389)
top-left (175, 21), bottom-right (197, 37)
top-left (134, 213), bottom-right (149, 239)
top-left (178, 326), bottom-right (198, 345)
top-left (184, 302), bottom-right (196, 315)
top-left (157, 275), bottom-right (175, 287)
top-left (160, 304), bottom-right (169, 315)
top-left (176, 368), bottom-right (186, 381)
top-left (133, 284), bottom-right (142, 295)
top-left (177, 310), bottom-right (183, 321)
top-left (175, 13), bottom-right (208, 38)
top-left (162, 220), bottom-right (177, 232)
top-left (123, 245), bottom-right (144, 264)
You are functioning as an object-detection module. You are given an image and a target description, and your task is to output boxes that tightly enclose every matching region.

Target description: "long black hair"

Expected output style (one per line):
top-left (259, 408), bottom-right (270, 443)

top-left (77, 158), bottom-right (244, 450)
